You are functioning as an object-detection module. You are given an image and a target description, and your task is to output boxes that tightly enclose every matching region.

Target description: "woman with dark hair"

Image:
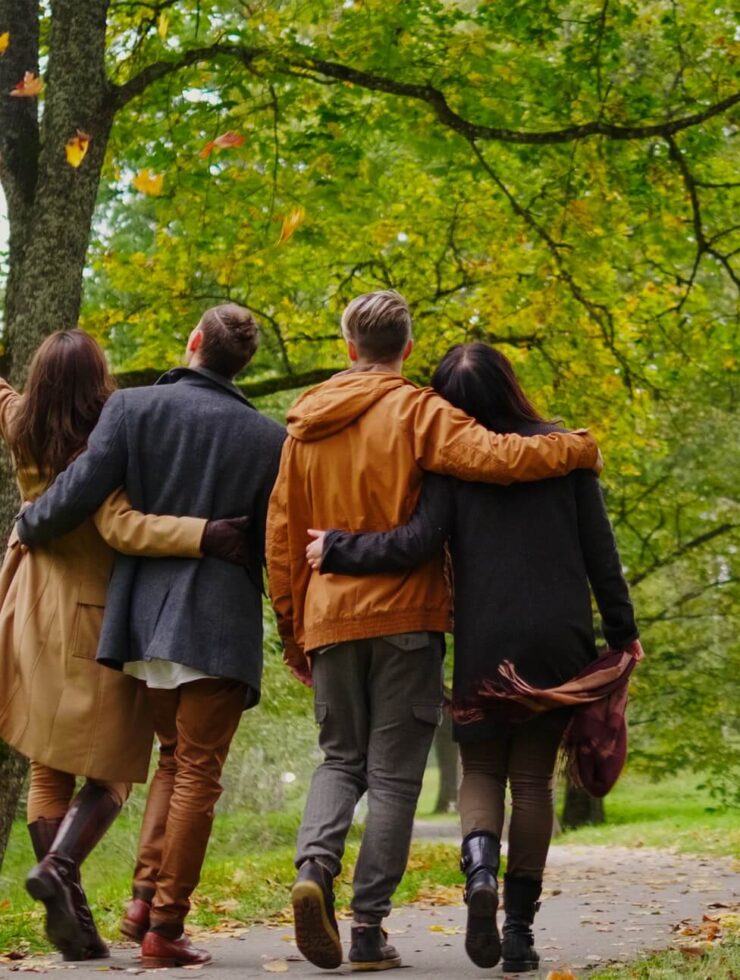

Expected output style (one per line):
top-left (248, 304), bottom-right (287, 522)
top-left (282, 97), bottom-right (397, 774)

top-left (0, 329), bottom-right (246, 962)
top-left (305, 342), bottom-right (641, 974)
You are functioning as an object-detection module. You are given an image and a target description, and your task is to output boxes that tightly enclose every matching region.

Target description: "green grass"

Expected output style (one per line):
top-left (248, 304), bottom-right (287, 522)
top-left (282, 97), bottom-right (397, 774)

top-left (589, 939), bottom-right (740, 979)
top-left (558, 770), bottom-right (740, 859)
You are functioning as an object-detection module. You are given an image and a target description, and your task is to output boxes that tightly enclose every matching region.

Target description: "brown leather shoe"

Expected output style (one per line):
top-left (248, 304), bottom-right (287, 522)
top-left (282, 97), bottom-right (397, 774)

top-left (140, 931), bottom-right (212, 968)
top-left (121, 898), bottom-right (151, 943)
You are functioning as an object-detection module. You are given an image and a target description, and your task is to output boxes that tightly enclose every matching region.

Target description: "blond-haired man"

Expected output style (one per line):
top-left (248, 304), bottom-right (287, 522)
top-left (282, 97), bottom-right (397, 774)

top-left (267, 290), bottom-right (599, 971)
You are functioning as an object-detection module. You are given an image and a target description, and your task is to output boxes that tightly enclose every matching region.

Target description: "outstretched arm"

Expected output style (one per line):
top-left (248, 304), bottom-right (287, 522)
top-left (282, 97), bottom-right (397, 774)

top-left (574, 471), bottom-right (639, 650)
top-left (318, 475), bottom-right (454, 575)
top-left (411, 389), bottom-right (601, 484)
top-left (0, 379), bottom-right (21, 445)
top-left (17, 392), bottom-right (129, 546)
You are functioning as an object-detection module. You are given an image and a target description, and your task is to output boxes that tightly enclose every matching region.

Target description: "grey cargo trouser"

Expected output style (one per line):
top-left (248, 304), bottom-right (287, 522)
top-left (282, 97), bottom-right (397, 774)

top-left (295, 633), bottom-right (445, 923)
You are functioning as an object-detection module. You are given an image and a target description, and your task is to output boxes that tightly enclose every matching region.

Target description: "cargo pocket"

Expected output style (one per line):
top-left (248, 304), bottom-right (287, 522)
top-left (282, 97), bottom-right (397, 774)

top-left (314, 700), bottom-right (328, 725)
top-left (71, 583), bottom-right (106, 660)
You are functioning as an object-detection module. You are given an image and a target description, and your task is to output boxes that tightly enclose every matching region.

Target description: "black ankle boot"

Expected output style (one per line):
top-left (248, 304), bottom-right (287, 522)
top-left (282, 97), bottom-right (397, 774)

top-left (502, 874), bottom-right (542, 973)
top-left (349, 925), bottom-right (401, 972)
top-left (460, 831), bottom-right (501, 968)
top-left (26, 783), bottom-right (120, 961)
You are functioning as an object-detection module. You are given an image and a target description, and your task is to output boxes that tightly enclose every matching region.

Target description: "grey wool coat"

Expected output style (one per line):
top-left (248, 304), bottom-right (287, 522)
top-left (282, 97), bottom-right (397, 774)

top-left (17, 367), bottom-right (285, 707)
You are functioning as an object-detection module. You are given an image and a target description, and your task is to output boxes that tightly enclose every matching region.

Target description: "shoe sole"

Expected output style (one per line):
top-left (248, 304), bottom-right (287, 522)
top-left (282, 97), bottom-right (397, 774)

top-left (291, 879), bottom-right (343, 970)
top-left (465, 885), bottom-right (501, 968)
top-left (349, 957), bottom-right (402, 972)
top-left (26, 871), bottom-right (87, 961)
top-left (501, 960), bottom-right (539, 973)
top-left (140, 956), bottom-right (213, 969)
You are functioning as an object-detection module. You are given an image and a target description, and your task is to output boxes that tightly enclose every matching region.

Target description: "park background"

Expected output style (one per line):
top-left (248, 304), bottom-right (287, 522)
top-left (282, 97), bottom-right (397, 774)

top-left (0, 2), bottom-right (738, 976)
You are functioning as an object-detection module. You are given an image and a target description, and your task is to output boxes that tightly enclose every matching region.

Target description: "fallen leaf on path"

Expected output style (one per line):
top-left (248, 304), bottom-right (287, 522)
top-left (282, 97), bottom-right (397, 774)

top-left (412, 884), bottom-right (463, 907)
top-left (262, 961), bottom-right (289, 973)
top-left (427, 924), bottom-right (461, 935)
top-left (545, 970), bottom-right (579, 979)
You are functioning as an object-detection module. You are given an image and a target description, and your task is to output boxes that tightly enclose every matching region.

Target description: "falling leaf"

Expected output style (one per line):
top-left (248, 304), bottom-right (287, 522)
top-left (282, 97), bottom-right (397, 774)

top-left (10, 71), bottom-right (44, 97)
top-left (132, 168), bottom-right (164, 196)
top-left (262, 961), bottom-right (289, 973)
top-left (199, 131), bottom-right (245, 158)
top-left (0, 32), bottom-right (9, 55)
top-left (277, 207), bottom-right (305, 244)
top-left (157, 11), bottom-right (170, 40)
top-left (65, 130), bottom-right (91, 168)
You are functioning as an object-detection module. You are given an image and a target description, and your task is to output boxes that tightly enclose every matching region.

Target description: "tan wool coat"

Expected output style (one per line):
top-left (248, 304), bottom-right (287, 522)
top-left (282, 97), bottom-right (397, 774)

top-left (0, 381), bottom-right (206, 783)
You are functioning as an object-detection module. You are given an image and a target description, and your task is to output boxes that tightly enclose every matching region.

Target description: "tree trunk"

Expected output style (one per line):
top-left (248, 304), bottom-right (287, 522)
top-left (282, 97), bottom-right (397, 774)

top-left (0, 0), bottom-right (113, 870)
top-left (561, 779), bottom-right (605, 829)
top-left (0, 741), bottom-right (28, 869)
top-left (433, 712), bottom-right (459, 814)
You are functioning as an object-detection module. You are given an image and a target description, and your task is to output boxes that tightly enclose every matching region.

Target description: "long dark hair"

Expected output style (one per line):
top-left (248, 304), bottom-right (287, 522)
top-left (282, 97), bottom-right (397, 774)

top-left (431, 342), bottom-right (552, 433)
top-left (9, 330), bottom-right (115, 478)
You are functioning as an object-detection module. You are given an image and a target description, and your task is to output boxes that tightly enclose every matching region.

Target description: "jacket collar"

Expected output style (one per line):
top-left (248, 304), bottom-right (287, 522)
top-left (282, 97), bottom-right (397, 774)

top-left (155, 365), bottom-right (255, 409)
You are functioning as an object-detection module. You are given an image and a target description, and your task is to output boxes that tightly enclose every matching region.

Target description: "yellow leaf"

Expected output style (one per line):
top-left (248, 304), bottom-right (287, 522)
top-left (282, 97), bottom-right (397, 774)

top-left (132, 168), bottom-right (164, 196)
top-left (262, 960), bottom-right (289, 973)
top-left (428, 924), bottom-right (461, 935)
top-left (0, 32), bottom-right (9, 55)
top-left (157, 11), bottom-right (170, 40)
top-left (10, 71), bottom-right (43, 97)
top-left (277, 206), bottom-right (305, 244)
top-left (65, 130), bottom-right (91, 168)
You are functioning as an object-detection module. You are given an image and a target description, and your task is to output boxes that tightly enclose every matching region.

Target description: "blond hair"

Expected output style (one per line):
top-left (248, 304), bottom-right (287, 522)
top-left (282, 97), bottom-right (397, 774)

top-left (341, 290), bottom-right (412, 363)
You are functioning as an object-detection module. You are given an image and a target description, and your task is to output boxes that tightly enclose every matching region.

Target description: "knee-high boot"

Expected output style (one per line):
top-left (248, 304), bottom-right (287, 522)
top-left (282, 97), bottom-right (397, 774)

top-left (27, 818), bottom-right (63, 862)
top-left (460, 831), bottom-right (501, 968)
top-left (26, 783), bottom-right (121, 961)
top-left (502, 873), bottom-right (542, 973)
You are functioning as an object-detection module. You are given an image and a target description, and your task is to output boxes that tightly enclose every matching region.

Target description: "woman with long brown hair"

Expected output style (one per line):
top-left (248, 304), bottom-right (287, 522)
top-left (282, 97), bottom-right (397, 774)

top-left (305, 342), bottom-right (641, 974)
top-left (0, 329), bottom-right (245, 962)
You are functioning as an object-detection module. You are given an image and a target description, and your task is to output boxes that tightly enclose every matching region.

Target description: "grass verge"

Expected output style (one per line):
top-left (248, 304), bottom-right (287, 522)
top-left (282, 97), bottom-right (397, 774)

top-left (589, 938), bottom-right (740, 979)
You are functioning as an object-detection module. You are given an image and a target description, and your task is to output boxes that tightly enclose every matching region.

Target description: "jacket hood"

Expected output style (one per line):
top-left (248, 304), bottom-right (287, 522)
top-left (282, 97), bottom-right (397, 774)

top-left (287, 370), bottom-right (414, 441)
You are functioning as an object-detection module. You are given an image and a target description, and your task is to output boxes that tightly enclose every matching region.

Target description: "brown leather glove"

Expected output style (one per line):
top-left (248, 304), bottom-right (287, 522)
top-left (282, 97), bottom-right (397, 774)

top-left (200, 516), bottom-right (251, 565)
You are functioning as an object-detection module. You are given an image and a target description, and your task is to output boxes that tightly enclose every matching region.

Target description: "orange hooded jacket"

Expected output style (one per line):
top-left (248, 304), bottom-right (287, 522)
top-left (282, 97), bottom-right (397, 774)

top-left (266, 369), bottom-right (599, 678)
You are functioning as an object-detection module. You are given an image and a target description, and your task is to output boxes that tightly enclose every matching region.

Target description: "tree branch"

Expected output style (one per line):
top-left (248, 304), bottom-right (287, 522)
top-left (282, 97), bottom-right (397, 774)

top-left (0, 0), bottom-right (40, 209)
top-left (114, 366), bottom-right (339, 397)
top-left (629, 522), bottom-right (738, 587)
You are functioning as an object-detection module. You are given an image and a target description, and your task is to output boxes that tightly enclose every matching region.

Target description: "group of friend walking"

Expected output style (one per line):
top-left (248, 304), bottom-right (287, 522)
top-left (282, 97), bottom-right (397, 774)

top-left (0, 290), bottom-right (641, 974)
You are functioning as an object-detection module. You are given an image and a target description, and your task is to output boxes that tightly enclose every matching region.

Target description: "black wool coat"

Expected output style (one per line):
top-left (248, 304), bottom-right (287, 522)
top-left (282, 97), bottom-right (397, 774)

top-left (17, 368), bottom-right (285, 706)
top-left (321, 422), bottom-right (638, 741)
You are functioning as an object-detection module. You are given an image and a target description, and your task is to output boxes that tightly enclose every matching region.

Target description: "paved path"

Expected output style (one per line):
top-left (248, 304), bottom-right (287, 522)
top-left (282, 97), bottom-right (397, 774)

top-left (2, 845), bottom-right (738, 978)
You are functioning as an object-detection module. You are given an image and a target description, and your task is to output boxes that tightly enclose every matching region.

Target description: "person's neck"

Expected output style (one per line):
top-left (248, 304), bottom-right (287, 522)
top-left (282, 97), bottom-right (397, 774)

top-left (351, 357), bottom-right (404, 375)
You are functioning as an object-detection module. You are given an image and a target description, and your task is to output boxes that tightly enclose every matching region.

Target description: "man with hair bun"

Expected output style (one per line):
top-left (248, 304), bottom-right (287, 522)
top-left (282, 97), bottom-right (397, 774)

top-left (267, 289), bottom-right (602, 972)
top-left (18, 304), bottom-right (285, 968)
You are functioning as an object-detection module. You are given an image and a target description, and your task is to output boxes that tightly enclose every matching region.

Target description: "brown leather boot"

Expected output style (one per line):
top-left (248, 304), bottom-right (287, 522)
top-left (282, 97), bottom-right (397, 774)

top-left (120, 897), bottom-right (151, 943)
top-left (140, 931), bottom-right (212, 968)
top-left (26, 783), bottom-right (120, 961)
top-left (27, 818), bottom-right (63, 862)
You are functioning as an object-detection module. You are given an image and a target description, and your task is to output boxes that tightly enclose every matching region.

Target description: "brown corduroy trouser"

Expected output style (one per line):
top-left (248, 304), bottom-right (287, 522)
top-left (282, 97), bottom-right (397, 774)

top-left (458, 709), bottom-right (570, 878)
top-left (27, 762), bottom-right (129, 823)
top-left (131, 678), bottom-right (246, 935)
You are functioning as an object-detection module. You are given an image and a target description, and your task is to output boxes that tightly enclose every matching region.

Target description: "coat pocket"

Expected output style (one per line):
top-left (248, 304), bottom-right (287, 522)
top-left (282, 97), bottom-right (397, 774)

top-left (71, 583), bottom-right (106, 660)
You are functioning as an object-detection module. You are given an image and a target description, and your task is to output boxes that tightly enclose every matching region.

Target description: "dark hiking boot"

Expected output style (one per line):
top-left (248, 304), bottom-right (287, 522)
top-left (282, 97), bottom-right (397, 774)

top-left (461, 831), bottom-right (501, 968)
top-left (26, 783), bottom-right (120, 961)
top-left (348, 925), bottom-right (401, 971)
top-left (501, 874), bottom-right (542, 973)
top-left (291, 859), bottom-right (342, 969)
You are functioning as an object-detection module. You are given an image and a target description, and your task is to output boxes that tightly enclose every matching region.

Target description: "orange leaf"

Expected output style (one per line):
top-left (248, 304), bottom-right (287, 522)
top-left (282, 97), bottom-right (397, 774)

top-left (0, 32), bottom-right (9, 55)
top-left (277, 206), bottom-right (305, 244)
top-left (546, 971), bottom-right (580, 980)
top-left (10, 71), bottom-right (44, 97)
top-left (199, 130), bottom-right (245, 158)
top-left (132, 168), bottom-right (164, 196)
top-left (65, 130), bottom-right (91, 168)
